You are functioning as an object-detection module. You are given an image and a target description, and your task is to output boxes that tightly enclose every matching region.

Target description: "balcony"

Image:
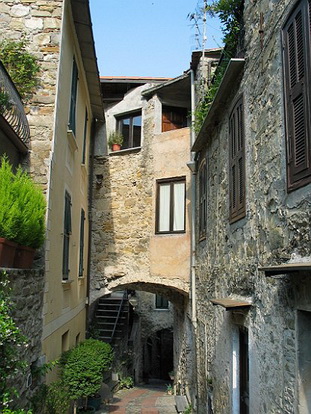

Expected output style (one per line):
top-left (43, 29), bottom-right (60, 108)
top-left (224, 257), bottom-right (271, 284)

top-left (0, 61), bottom-right (30, 154)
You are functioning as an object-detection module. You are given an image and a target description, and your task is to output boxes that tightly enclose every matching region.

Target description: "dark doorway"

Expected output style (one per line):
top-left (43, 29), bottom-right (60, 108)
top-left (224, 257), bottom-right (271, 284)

top-left (143, 328), bottom-right (173, 381)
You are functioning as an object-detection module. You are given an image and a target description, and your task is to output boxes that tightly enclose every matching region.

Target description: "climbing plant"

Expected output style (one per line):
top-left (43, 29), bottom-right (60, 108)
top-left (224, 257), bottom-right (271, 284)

top-left (190, 0), bottom-right (244, 134)
top-left (0, 38), bottom-right (40, 102)
top-left (0, 271), bottom-right (30, 412)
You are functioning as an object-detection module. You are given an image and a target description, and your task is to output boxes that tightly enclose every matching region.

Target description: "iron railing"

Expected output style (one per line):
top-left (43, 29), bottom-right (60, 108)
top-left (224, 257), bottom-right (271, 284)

top-left (0, 61), bottom-right (30, 147)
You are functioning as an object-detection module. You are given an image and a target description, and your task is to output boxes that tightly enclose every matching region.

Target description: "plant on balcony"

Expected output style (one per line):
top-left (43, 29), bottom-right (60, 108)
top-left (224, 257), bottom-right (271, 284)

top-left (108, 131), bottom-right (124, 151)
top-left (59, 339), bottom-right (113, 413)
top-left (0, 156), bottom-right (46, 267)
top-left (0, 38), bottom-right (40, 102)
top-left (0, 89), bottom-right (12, 114)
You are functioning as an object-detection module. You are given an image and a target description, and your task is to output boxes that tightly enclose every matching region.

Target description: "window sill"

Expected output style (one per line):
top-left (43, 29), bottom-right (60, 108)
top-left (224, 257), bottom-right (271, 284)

top-left (67, 130), bottom-right (78, 152)
top-left (81, 163), bottom-right (87, 177)
top-left (155, 231), bottom-right (186, 236)
top-left (78, 276), bottom-right (85, 285)
top-left (109, 146), bottom-right (141, 156)
top-left (62, 279), bottom-right (73, 290)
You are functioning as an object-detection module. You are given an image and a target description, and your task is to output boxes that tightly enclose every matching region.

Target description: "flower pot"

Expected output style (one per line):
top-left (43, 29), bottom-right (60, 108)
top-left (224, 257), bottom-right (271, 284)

top-left (0, 238), bottom-right (17, 268)
top-left (87, 394), bottom-right (102, 411)
top-left (14, 245), bottom-right (35, 269)
top-left (112, 143), bottom-right (121, 151)
top-left (78, 406), bottom-right (95, 413)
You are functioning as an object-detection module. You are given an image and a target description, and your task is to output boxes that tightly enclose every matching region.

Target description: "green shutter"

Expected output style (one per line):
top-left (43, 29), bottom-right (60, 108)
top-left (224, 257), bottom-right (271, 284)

top-left (79, 209), bottom-right (85, 277)
top-left (62, 192), bottom-right (72, 279)
top-left (68, 58), bottom-right (78, 135)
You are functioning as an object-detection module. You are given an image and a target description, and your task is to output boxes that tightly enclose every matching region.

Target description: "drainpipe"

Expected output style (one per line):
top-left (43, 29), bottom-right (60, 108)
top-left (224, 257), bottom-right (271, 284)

top-left (186, 68), bottom-right (198, 409)
top-left (188, 68), bottom-right (197, 327)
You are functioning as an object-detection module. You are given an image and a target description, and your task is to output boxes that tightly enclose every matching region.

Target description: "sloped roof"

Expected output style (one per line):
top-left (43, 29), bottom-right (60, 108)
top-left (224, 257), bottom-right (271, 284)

top-left (70, 0), bottom-right (104, 120)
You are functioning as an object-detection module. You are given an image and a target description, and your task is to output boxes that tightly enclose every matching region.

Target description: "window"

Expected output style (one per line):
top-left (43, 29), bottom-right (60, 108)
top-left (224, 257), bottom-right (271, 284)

top-left (198, 159), bottom-right (207, 239)
top-left (68, 58), bottom-right (78, 135)
top-left (229, 96), bottom-right (245, 223)
top-left (61, 330), bottom-right (69, 353)
top-left (117, 111), bottom-right (142, 149)
top-left (82, 109), bottom-right (88, 164)
top-left (79, 208), bottom-right (85, 277)
top-left (162, 105), bottom-right (188, 132)
top-left (156, 177), bottom-right (186, 234)
top-left (282, 0), bottom-right (311, 191)
top-left (155, 294), bottom-right (169, 309)
top-left (62, 191), bottom-right (72, 279)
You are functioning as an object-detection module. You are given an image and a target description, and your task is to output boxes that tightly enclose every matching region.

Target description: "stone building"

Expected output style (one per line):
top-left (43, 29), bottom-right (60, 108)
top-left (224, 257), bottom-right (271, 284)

top-left (191, 0), bottom-right (311, 412)
top-left (0, 0), bottom-right (103, 384)
top-left (91, 75), bottom-right (194, 387)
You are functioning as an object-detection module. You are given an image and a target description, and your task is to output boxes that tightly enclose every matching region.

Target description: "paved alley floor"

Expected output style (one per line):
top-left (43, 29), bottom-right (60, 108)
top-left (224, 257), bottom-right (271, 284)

top-left (98, 381), bottom-right (177, 414)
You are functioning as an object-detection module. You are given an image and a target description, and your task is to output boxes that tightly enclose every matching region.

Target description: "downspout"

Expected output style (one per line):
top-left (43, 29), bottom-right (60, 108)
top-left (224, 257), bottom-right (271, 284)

top-left (189, 68), bottom-right (197, 326)
top-left (85, 117), bottom-right (96, 336)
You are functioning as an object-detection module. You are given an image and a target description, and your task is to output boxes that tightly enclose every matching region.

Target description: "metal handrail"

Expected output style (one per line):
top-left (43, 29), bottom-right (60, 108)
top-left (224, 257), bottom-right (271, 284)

top-left (110, 291), bottom-right (128, 342)
top-left (0, 61), bottom-right (30, 146)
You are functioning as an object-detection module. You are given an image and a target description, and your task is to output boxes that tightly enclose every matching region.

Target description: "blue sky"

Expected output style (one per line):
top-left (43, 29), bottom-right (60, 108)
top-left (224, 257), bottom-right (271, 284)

top-left (89, 0), bottom-right (223, 78)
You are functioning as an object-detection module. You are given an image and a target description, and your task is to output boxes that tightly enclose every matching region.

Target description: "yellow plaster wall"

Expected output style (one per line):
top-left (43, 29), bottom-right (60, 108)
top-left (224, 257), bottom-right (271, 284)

top-left (42, 0), bottom-right (92, 358)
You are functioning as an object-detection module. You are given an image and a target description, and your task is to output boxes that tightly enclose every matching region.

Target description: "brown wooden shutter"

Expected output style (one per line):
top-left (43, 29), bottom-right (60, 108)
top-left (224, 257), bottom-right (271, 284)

top-left (229, 96), bottom-right (245, 223)
top-left (283, 0), bottom-right (311, 190)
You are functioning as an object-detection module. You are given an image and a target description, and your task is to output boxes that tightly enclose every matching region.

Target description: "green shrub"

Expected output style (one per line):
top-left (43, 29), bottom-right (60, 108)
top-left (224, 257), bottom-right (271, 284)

top-left (60, 339), bottom-right (113, 409)
top-left (0, 272), bottom-right (28, 411)
top-left (0, 156), bottom-right (46, 248)
top-left (119, 376), bottom-right (134, 389)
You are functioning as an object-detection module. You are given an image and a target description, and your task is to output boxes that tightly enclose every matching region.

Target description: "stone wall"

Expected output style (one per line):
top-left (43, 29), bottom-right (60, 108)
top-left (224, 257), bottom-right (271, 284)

top-left (7, 268), bottom-right (45, 409)
top-left (0, 0), bottom-right (63, 189)
top-left (194, 0), bottom-right (311, 412)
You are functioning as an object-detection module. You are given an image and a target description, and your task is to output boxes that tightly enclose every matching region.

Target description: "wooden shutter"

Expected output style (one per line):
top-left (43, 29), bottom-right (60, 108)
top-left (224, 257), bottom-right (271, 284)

top-left (229, 96), bottom-right (245, 223)
top-left (162, 106), bottom-right (187, 132)
top-left (68, 58), bottom-right (78, 134)
top-left (283, 0), bottom-right (311, 190)
top-left (79, 208), bottom-right (85, 277)
top-left (63, 192), bottom-right (72, 278)
top-left (199, 159), bottom-right (207, 239)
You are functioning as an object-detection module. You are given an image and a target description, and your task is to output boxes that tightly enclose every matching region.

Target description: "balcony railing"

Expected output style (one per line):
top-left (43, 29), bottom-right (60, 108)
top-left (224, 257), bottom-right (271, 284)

top-left (0, 61), bottom-right (30, 149)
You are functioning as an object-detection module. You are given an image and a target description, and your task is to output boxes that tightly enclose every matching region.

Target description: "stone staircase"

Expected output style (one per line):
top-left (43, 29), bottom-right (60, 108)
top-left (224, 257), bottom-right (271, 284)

top-left (95, 292), bottom-right (129, 343)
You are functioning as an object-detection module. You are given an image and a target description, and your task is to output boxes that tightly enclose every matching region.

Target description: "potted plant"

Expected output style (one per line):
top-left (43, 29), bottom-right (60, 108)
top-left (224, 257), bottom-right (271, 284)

top-left (0, 156), bottom-right (46, 268)
top-left (60, 339), bottom-right (113, 414)
top-left (108, 131), bottom-right (123, 151)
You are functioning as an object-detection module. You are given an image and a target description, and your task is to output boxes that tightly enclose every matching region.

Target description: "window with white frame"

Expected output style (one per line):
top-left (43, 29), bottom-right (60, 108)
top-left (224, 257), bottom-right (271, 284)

top-left (156, 177), bottom-right (186, 234)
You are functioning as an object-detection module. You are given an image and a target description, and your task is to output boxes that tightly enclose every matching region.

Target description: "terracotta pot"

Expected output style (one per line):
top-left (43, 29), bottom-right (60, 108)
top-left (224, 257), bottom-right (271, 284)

top-left (14, 245), bottom-right (35, 269)
top-left (0, 238), bottom-right (17, 268)
top-left (112, 143), bottom-right (121, 151)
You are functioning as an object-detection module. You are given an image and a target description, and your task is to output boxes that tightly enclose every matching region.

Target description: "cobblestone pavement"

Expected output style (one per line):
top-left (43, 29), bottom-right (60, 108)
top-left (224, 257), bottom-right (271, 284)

top-left (98, 381), bottom-right (177, 414)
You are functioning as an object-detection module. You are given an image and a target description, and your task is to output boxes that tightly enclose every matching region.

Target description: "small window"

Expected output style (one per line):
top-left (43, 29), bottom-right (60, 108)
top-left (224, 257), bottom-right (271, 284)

top-left (62, 191), bottom-right (72, 280)
top-left (156, 177), bottom-right (186, 234)
top-left (68, 58), bottom-right (78, 135)
top-left (155, 294), bottom-right (169, 309)
top-left (117, 111), bottom-right (142, 149)
top-left (282, 0), bottom-right (311, 191)
top-left (82, 109), bottom-right (88, 164)
top-left (79, 208), bottom-right (85, 277)
top-left (162, 105), bottom-right (188, 132)
top-left (61, 330), bottom-right (69, 353)
top-left (198, 159), bottom-right (207, 239)
top-left (229, 96), bottom-right (245, 223)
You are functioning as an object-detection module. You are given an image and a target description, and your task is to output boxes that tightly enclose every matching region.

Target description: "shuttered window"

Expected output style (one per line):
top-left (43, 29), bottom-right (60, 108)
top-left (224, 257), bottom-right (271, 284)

top-left (68, 58), bottom-right (78, 135)
top-left (63, 191), bottom-right (72, 279)
top-left (198, 159), bottom-right (207, 239)
top-left (229, 96), bottom-right (246, 223)
top-left (162, 105), bottom-right (188, 132)
top-left (79, 208), bottom-right (85, 277)
top-left (82, 109), bottom-right (88, 164)
top-left (282, 0), bottom-right (311, 191)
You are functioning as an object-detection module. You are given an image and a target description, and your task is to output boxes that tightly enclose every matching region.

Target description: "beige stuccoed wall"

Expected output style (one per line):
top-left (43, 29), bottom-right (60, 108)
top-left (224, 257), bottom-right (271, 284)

top-left (42, 0), bottom-right (91, 366)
